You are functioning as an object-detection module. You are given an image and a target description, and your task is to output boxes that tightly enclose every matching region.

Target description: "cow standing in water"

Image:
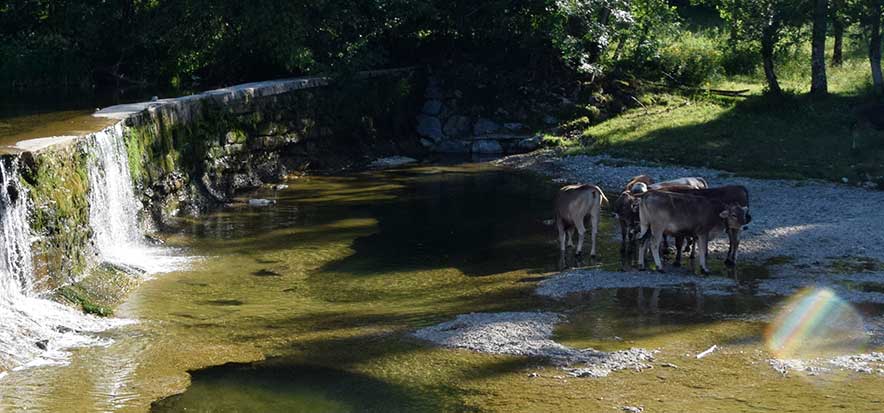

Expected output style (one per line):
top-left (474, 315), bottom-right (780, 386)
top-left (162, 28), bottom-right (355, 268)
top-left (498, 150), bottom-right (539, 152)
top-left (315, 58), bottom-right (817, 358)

top-left (555, 184), bottom-right (608, 258)
top-left (637, 190), bottom-right (749, 274)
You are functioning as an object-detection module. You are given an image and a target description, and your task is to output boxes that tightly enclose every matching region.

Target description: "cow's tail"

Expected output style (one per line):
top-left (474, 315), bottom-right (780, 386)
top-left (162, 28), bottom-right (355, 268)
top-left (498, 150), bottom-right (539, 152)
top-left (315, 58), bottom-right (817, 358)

top-left (595, 186), bottom-right (609, 205)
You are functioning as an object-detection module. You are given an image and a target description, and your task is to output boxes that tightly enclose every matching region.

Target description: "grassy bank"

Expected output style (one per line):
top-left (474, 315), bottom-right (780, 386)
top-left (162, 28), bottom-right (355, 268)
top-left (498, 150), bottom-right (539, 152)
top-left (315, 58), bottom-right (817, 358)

top-left (557, 38), bottom-right (884, 185)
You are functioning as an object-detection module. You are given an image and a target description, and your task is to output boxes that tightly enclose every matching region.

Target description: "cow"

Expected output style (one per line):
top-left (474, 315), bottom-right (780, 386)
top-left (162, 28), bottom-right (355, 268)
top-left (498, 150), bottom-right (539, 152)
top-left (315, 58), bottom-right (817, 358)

top-left (613, 175), bottom-right (654, 253)
top-left (555, 184), bottom-right (608, 258)
top-left (657, 185), bottom-right (751, 267)
top-left (613, 176), bottom-right (708, 255)
top-left (649, 177), bottom-right (708, 190)
top-left (637, 191), bottom-right (749, 274)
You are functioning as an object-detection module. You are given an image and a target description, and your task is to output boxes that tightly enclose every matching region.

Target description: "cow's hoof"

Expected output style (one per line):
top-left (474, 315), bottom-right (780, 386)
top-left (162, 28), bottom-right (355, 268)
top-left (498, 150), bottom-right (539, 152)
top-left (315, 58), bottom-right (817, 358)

top-left (672, 261), bottom-right (682, 268)
top-left (657, 269), bottom-right (666, 274)
top-left (638, 267), bottom-right (646, 272)
top-left (700, 269), bottom-right (710, 276)
top-left (590, 254), bottom-right (597, 259)
top-left (724, 259), bottom-right (735, 268)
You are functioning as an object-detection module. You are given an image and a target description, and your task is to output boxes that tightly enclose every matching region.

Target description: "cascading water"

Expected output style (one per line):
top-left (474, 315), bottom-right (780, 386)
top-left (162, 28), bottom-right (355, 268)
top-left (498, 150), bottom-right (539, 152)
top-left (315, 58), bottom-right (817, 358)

top-left (0, 158), bottom-right (124, 373)
top-left (86, 123), bottom-right (186, 274)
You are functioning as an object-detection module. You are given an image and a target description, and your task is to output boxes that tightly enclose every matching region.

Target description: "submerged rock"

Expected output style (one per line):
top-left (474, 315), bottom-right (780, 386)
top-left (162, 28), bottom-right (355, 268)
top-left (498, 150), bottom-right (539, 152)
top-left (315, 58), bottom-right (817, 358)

top-left (368, 156), bottom-right (418, 169)
top-left (248, 199), bottom-right (276, 207)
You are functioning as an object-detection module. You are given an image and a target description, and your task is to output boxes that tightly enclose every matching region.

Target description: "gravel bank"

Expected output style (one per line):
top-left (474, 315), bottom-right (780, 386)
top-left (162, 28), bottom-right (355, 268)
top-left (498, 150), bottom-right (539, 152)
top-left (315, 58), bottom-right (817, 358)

top-left (499, 151), bottom-right (884, 305)
top-left (769, 353), bottom-right (884, 376)
top-left (413, 312), bottom-right (654, 378)
top-left (498, 151), bottom-right (884, 268)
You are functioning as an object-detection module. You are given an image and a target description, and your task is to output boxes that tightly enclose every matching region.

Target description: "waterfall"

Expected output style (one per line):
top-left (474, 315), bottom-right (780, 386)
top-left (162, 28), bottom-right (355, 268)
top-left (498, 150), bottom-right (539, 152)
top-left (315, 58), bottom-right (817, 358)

top-left (0, 158), bottom-right (125, 372)
top-left (86, 123), bottom-right (186, 274)
top-left (0, 160), bottom-right (34, 298)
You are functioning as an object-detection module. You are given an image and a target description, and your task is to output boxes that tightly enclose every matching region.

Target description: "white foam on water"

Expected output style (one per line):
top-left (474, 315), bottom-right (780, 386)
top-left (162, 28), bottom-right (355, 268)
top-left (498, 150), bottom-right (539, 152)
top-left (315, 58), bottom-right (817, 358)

top-left (0, 160), bottom-right (132, 373)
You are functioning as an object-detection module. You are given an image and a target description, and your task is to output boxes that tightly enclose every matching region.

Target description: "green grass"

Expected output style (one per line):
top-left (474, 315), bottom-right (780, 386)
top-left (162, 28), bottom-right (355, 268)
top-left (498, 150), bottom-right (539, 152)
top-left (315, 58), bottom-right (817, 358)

top-left (562, 37), bottom-right (884, 184)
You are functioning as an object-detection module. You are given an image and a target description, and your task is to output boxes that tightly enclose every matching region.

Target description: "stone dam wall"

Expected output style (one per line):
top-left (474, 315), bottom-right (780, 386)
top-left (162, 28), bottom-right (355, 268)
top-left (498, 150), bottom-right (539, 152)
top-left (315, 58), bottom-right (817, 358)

top-left (5, 70), bottom-right (423, 298)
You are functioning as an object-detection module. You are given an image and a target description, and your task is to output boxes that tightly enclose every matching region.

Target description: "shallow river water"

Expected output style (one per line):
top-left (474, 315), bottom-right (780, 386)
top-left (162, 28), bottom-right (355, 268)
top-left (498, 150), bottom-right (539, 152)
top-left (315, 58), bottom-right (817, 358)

top-left (1, 163), bottom-right (882, 412)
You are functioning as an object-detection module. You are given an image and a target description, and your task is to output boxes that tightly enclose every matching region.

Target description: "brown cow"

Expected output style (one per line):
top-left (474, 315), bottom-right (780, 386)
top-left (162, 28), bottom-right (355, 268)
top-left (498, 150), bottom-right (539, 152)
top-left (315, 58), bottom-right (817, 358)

top-left (638, 191), bottom-right (749, 274)
top-left (555, 184), bottom-right (608, 257)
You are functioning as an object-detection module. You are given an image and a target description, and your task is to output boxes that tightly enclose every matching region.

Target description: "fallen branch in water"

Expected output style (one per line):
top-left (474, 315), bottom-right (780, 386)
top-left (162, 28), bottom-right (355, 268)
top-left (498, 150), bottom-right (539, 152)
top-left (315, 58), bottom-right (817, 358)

top-left (696, 344), bottom-right (718, 359)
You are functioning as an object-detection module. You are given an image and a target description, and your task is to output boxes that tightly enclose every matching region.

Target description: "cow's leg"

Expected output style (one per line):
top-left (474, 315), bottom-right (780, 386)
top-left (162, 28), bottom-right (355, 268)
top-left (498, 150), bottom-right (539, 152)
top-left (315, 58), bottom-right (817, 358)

top-left (589, 207), bottom-right (600, 258)
top-left (619, 220), bottom-right (628, 253)
top-left (662, 235), bottom-right (671, 256)
top-left (566, 228), bottom-right (574, 248)
top-left (697, 234), bottom-right (710, 275)
top-left (638, 235), bottom-right (647, 270)
top-left (574, 219), bottom-right (587, 256)
top-left (557, 218), bottom-right (567, 253)
top-left (725, 230), bottom-right (741, 267)
top-left (674, 236), bottom-right (684, 267)
top-left (651, 231), bottom-right (665, 273)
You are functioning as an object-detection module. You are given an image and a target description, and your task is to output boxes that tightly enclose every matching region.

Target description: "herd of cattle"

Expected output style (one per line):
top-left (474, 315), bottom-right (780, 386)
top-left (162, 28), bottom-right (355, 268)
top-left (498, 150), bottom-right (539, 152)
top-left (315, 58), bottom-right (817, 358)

top-left (554, 175), bottom-right (751, 274)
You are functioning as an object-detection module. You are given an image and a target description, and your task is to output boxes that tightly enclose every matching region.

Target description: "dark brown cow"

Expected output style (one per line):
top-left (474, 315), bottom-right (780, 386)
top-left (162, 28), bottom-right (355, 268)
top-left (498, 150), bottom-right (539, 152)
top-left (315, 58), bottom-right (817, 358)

top-left (613, 175), bottom-right (655, 253)
top-left (555, 184), bottom-right (608, 257)
top-left (638, 191), bottom-right (749, 274)
top-left (658, 185), bottom-right (751, 267)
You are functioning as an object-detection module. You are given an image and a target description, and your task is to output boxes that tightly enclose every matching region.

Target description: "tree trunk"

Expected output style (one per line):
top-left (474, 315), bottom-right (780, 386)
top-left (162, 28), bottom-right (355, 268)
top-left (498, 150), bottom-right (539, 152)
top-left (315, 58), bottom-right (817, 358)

top-left (761, 15), bottom-right (783, 96)
top-left (811, 0), bottom-right (828, 97)
top-left (871, 0), bottom-right (884, 94)
top-left (833, 18), bottom-right (844, 66)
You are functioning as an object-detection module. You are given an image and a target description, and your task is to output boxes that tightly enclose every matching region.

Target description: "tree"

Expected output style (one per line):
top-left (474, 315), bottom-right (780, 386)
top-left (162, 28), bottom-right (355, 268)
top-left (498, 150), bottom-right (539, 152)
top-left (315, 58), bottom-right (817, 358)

top-left (870, 0), bottom-right (884, 94)
top-left (810, 0), bottom-right (828, 97)
top-left (831, 0), bottom-right (848, 66)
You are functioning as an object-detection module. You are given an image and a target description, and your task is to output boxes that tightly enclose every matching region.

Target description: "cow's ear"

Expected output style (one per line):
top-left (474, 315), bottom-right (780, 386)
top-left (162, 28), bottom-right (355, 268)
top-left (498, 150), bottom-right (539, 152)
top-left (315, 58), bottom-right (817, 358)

top-left (719, 210), bottom-right (730, 219)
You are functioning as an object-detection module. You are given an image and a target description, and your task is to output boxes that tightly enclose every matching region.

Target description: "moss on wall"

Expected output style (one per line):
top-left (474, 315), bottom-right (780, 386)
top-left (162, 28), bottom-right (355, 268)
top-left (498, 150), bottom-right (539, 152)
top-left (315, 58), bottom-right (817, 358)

top-left (19, 144), bottom-right (93, 289)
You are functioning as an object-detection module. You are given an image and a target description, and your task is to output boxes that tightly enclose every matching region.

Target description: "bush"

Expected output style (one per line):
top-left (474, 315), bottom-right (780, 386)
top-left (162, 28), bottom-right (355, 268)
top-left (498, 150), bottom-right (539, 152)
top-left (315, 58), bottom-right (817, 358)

top-left (721, 43), bottom-right (759, 75)
top-left (658, 31), bottom-right (723, 86)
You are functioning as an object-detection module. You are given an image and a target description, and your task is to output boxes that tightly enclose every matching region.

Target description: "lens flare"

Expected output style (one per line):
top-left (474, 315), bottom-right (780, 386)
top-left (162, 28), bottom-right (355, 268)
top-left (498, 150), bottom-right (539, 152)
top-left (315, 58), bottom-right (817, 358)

top-left (765, 287), bottom-right (868, 359)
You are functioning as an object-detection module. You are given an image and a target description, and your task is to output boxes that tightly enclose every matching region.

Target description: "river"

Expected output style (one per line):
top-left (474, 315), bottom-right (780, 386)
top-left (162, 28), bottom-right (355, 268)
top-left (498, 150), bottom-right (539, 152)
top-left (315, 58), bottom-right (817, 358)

top-left (0, 163), bottom-right (882, 412)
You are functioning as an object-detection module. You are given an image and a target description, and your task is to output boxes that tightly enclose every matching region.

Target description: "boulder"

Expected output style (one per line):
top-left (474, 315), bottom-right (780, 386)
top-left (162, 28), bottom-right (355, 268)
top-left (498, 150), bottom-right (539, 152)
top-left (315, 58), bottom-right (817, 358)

top-left (472, 139), bottom-right (503, 154)
top-left (435, 140), bottom-right (471, 153)
top-left (473, 118), bottom-right (501, 136)
top-left (425, 83), bottom-right (444, 100)
top-left (443, 115), bottom-right (472, 138)
top-left (503, 122), bottom-right (527, 132)
top-left (422, 100), bottom-right (443, 116)
top-left (517, 136), bottom-right (542, 152)
top-left (416, 115), bottom-right (444, 142)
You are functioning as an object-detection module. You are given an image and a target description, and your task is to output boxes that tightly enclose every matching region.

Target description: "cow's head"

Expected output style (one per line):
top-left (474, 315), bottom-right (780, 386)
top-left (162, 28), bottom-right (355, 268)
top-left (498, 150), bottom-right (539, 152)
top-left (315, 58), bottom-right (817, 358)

top-left (719, 205), bottom-right (750, 231)
top-left (613, 192), bottom-right (640, 223)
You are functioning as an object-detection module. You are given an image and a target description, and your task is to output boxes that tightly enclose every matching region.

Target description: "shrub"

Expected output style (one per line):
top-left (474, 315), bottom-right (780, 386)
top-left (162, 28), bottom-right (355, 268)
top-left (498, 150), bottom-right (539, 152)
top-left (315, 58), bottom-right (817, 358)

top-left (658, 31), bottom-right (723, 86)
top-left (721, 43), bottom-right (759, 75)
